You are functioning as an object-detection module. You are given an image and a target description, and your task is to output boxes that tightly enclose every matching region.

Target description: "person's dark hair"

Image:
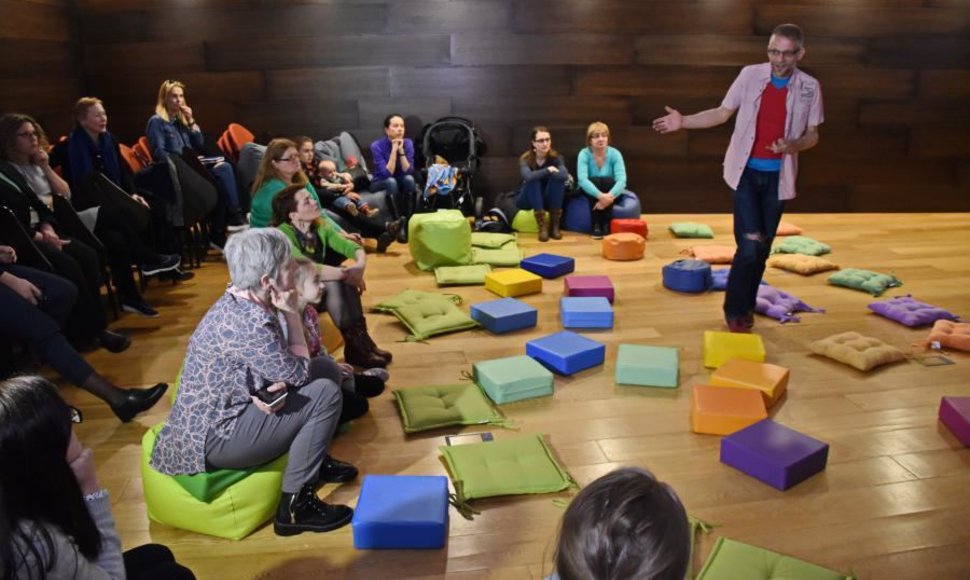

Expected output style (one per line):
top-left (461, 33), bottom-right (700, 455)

top-left (0, 376), bottom-right (102, 579)
top-left (553, 467), bottom-right (690, 580)
top-left (271, 184), bottom-right (312, 227)
top-left (519, 126), bottom-right (559, 169)
top-left (383, 114), bottom-right (404, 129)
top-left (0, 114), bottom-right (50, 161)
top-left (771, 23), bottom-right (804, 49)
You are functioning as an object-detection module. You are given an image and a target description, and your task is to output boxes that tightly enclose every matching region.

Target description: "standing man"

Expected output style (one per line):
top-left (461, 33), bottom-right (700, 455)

top-left (653, 24), bottom-right (823, 332)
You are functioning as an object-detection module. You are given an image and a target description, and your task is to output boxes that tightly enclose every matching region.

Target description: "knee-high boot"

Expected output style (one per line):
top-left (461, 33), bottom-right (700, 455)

top-left (534, 210), bottom-right (549, 242)
top-left (549, 209), bottom-right (563, 240)
top-left (342, 324), bottom-right (387, 368)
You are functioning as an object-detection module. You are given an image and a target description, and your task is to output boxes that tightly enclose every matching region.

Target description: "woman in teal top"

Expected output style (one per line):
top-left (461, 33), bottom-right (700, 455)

top-left (271, 183), bottom-right (391, 369)
top-left (576, 121), bottom-right (630, 239)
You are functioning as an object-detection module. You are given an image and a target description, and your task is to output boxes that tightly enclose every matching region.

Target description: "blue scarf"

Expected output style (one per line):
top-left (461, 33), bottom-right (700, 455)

top-left (65, 126), bottom-right (123, 192)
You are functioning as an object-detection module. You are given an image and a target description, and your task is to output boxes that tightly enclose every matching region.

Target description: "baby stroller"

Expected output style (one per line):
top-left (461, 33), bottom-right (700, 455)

top-left (416, 116), bottom-right (486, 216)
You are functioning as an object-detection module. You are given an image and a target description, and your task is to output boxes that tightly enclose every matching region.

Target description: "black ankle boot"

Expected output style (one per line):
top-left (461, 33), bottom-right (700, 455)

top-left (274, 484), bottom-right (353, 536)
top-left (110, 383), bottom-right (168, 423)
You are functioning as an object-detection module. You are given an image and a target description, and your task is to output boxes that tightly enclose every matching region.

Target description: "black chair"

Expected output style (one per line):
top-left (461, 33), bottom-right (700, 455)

top-left (51, 195), bottom-right (120, 318)
top-left (0, 205), bottom-right (53, 271)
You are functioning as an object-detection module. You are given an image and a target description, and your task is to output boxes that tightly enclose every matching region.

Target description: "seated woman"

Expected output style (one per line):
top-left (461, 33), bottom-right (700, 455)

top-left (0, 376), bottom-right (192, 579)
top-left (550, 467), bottom-right (691, 580)
top-left (518, 126), bottom-right (568, 242)
top-left (150, 228), bottom-right (356, 537)
top-left (0, 116), bottom-right (134, 351)
top-left (271, 184), bottom-right (392, 369)
top-left (52, 97), bottom-right (190, 279)
top-left (293, 136), bottom-right (403, 253)
top-left (146, 79), bottom-right (247, 236)
top-left (576, 121), bottom-right (630, 239)
top-left (369, 114), bottom-right (417, 236)
top-left (0, 246), bottom-right (167, 422)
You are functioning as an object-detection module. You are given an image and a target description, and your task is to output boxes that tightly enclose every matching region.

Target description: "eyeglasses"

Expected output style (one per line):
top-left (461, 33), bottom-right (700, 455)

top-left (69, 406), bottom-right (83, 424)
top-left (16, 131), bottom-right (38, 139)
top-left (767, 48), bottom-right (800, 58)
top-left (534, 138), bottom-right (551, 143)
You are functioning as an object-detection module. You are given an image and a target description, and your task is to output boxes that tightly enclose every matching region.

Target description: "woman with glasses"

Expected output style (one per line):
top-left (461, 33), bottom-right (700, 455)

top-left (576, 121), bottom-right (630, 239)
top-left (0, 376), bottom-right (192, 578)
top-left (517, 126), bottom-right (568, 242)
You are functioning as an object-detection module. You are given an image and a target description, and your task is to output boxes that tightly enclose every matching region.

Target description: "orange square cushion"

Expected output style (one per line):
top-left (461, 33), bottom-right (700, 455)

top-left (767, 254), bottom-right (839, 275)
top-left (709, 359), bottom-right (789, 408)
top-left (921, 320), bottom-right (970, 352)
top-left (691, 384), bottom-right (768, 435)
top-left (684, 245), bottom-right (735, 265)
top-left (776, 222), bottom-right (803, 236)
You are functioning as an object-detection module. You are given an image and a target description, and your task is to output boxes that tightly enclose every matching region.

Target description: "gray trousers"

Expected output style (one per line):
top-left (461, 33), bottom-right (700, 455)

top-left (204, 376), bottom-right (343, 494)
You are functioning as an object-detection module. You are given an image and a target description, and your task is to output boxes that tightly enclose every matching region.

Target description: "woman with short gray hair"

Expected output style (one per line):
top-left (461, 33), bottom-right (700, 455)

top-left (150, 228), bottom-right (358, 536)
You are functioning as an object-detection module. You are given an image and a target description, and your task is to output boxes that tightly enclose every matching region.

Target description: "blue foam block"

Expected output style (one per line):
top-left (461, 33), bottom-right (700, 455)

top-left (662, 259), bottom-right (712, 293)
top-left (470, 298), bottom-right (538, 334)
top-left (520, 253), bottom-right (576, 279)
top-left (560, 297), bottom-right (614, 329)
top-left (526, 331), bottom-right (606, 375)
top-left (352, 475), bottom-right (449, 549)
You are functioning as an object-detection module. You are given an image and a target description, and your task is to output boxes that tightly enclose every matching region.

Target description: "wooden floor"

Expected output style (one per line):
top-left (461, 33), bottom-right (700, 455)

top-left (64, 213), bottom-right (970, 580)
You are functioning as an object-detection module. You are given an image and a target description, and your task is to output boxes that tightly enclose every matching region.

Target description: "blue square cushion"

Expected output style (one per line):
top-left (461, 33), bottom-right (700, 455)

top-left (520, 253), bottom-right (576, 279)
top-left (470, 297), bottom-right (538, 334)
top-left (526, 331), bottom-right (606, 375)
top-left (352, 475), bottom-right (449, 549)
top-left (560, 296), bottom-right (614, 329)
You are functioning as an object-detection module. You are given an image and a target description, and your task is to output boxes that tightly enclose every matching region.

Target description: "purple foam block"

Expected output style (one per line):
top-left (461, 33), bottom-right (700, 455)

top-left (564, 275), bottom-right (615, 303)
top-left (939, 396), bottom-right (970, 446)
top-left (720, 419), bottom-right (828, 490)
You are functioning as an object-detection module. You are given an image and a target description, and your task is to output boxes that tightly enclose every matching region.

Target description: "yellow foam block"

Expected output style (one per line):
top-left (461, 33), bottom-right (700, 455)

top-left (703, 331), bottom-right (766, 369)
top-left (691, 384), bottom-right (768, 435)
top-left (485, 268), bottom-right (543, 298)
top-left (710, 359), bottom-right (789, 408)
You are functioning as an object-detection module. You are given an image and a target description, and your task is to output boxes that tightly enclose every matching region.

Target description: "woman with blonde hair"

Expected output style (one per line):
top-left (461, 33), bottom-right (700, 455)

top-left (146, 79), bottom-right (247, 232)
top-left (576, 121), bottom-right (630, 239)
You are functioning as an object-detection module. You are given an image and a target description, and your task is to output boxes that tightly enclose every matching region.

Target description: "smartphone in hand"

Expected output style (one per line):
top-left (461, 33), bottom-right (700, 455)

top-left (255, 385), bottom-right (288, 408)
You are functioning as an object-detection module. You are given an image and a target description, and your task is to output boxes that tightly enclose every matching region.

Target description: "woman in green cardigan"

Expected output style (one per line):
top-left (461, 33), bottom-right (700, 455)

top-left (271, 184), bottom-right (390, 368)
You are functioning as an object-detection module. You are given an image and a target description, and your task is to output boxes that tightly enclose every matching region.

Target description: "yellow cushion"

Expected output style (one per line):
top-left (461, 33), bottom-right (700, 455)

top-left (691, 384), bottom-right (768, 435)
top-left (703, 331), bottom-right (766, 369)
top-left (485, 268), bottom-right (543, 298)
top-left (710, 359), bottom-right (789, 408)
top-left (602, 233), bottom-right (645, 261)
top-left (767, 254), bottom-right (839, 275)
top-left (810, 331), bottom-right (905, 372)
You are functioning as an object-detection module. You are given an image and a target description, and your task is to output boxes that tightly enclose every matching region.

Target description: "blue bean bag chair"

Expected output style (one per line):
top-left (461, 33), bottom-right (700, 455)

top-left (563, 191), bottom-right (641, 233)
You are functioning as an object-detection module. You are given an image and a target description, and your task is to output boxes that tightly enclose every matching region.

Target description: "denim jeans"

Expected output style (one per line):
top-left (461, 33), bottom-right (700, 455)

top-left (516, 177), bottom-right (566, 211)
top-left (209, 161), bottom-right (241, 212)
top-left (724, 167), bottom-right (786, 319)
top-left (370, 175), bottom-right (416, 217)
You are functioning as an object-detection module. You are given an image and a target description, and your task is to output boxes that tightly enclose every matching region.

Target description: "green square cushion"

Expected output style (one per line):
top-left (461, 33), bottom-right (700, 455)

top-left (141, 423), bottom-right (286, 540)
top-left (439, 434), bottom-right (575, 510)
top-left (697, 537), bottom-right (854, 580)
top-left (374, 289), bottom-right (479, 341)
top-left (393, 383), bottom-right (509, 433)
top-left (470, 232), bottom-right (518, 249)
top-left (408, 209), bottom-right (472, 271)
top-left (435, 264), bottom-right (492, 286)
top-left (828, 268), bottom-right (902, 297)
top-left (669, 222), bottom-right (714, 238)
top-left (473, 355), bottom-right (554, 404)
top-left (771, 235), bottom-right (831, 256)
top-left (472, 246), bottom-right (523, 267)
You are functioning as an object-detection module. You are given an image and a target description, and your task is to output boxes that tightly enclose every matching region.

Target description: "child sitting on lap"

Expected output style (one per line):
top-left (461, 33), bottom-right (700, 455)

top-left (318, 159), bottom-right (379, 218)
top-left (549, 467), bottom-right (691, 580)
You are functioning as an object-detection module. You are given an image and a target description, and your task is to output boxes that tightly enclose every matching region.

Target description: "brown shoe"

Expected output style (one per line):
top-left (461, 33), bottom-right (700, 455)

top-left (345, 203), bottom-right (359, 217)
top-left (361, 320), bottom-right (392, 364)
top-left (342, 325), bottom-right (387, 368)
top-left (534, 210), bottom-right (549, 242)
top-left (550, 209), bottom-right (563, 240)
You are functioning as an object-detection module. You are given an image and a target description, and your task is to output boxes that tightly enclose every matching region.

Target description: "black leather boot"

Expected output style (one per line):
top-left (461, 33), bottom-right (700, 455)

top-left (274, 484), bottom-right (353, 536)
top-left (342, 325), bottom-right (387, 368)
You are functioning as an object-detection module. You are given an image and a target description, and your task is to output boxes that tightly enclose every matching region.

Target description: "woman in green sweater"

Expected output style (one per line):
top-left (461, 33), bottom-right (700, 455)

top-left (271, 184), bottom-right (390, 368)
top-left (576, 121), bottom-right (631, 239)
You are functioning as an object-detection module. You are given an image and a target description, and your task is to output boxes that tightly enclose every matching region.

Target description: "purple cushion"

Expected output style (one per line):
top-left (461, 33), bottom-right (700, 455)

top-left (720, 419), bottom-right (828, 490)
top-left (711, 268), bottom-right (768, 292)
top-left (868, 295), bottom-right (961, 328)
top-left (755, 286), bottom-right (824, 324)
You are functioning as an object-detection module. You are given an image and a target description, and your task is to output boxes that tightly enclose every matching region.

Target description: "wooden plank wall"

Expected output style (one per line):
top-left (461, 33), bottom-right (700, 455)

top-left (4, 0), bottom-right (969, 212)
top-left (0, 0), bottom-right (82, 139)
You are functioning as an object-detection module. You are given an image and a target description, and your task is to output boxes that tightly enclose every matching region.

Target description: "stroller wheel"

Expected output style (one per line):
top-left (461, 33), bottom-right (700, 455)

top-left (474, 196), bottom-right (484, 220)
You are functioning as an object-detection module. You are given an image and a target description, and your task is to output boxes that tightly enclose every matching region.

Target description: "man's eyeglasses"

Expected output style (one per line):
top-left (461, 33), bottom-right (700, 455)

top-left (767, 48), bottom-right (800, 58)
top-left (69, 406), bottom-right (83, 424)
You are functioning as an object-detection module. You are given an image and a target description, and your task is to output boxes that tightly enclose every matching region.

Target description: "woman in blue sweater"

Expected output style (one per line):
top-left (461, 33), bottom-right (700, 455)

top-left (576, 122), bottom-right (629, 239)
top-left (517, 127), bottom-right (568, 242)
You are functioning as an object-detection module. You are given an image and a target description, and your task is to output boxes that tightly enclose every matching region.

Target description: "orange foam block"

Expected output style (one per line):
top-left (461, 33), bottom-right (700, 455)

top-left (710, 359), bottom-right (790, 408)
top-left (691, 384), bottom-right (768, 436)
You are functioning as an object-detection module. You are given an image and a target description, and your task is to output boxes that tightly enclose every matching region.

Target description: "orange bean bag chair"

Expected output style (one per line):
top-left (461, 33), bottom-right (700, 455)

top-left (603, 233), bottom-right (645, 261)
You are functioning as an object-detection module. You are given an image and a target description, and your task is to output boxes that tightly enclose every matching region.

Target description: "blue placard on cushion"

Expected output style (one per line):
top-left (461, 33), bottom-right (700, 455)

top-left (470, 297), bottom-right (538, 334)
top-left (352, 474), bottom-right (449, 549)
top-left (526, 331), bottom-right (606, 375)
top-left (560, 297), bottom-right (614, 329)
top-left (520, 253), bottom-right (576, 279)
